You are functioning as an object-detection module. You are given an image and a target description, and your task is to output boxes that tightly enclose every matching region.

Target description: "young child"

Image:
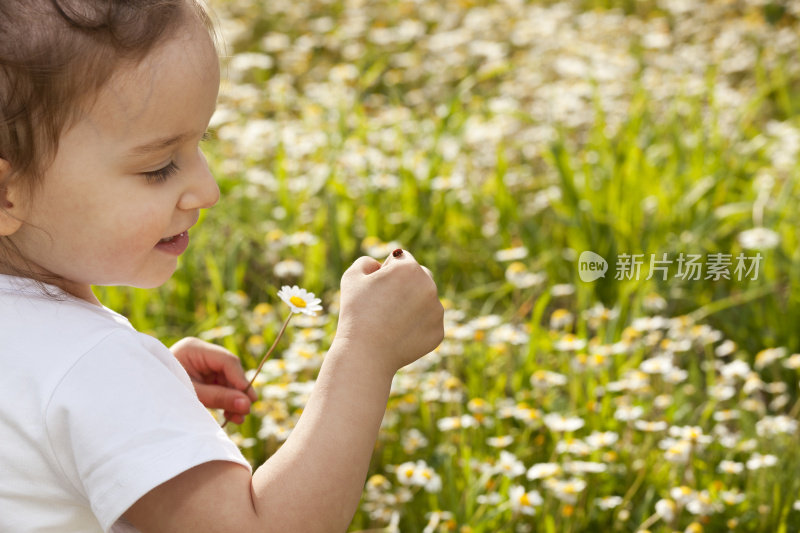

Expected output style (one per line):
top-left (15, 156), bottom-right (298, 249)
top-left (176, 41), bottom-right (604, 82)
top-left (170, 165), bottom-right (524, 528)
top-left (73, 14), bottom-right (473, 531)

top-left (0, 1), bottom-right (445, 531)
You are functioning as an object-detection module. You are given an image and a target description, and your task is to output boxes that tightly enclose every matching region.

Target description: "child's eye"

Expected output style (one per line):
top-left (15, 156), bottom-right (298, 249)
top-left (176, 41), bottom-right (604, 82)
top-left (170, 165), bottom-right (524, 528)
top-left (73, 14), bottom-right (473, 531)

top-left (143, 161), bottom-right (180, 184)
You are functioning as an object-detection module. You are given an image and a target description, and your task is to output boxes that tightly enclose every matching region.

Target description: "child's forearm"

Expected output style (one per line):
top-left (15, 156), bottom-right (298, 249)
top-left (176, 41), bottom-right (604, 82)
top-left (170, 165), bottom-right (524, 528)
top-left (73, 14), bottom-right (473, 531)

top-left (122, 255), bottom-right (442, 532)
top-left (250, 338), bottom-right (394, 531)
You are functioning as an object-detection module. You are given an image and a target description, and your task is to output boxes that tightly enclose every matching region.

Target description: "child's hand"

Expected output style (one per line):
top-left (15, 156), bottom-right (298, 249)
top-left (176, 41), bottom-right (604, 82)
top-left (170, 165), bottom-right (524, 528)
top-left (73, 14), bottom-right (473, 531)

top-left (334, 250), bottom-right (445, 375)
top-left (170, 337), bottom-right (257, 424)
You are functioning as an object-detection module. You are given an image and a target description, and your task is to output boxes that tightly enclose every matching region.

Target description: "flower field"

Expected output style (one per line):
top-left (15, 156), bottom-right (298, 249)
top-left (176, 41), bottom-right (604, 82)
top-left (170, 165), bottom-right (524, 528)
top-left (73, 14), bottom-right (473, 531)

top-left (97, 0), bottom-right (800, 531)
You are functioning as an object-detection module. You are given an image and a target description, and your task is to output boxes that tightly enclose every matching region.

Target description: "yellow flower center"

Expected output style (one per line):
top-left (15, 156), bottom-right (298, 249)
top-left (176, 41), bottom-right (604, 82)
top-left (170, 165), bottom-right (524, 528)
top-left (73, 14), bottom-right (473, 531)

top-left (519, 493), bottom-right (531, 506)
top-left (368, 474), bottom-right (388, 488)
top-left (289, 296), bottom-right (307, 308)
top-left (508, 262), bottom-right (526, 273)
top-left (444, 377), bottom-right (461, 389)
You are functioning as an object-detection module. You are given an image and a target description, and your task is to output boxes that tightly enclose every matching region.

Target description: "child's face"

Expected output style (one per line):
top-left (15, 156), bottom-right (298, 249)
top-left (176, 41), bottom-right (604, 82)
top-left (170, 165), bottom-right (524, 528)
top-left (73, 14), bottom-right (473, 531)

top-left (9, 19), bottom-right (220, 303)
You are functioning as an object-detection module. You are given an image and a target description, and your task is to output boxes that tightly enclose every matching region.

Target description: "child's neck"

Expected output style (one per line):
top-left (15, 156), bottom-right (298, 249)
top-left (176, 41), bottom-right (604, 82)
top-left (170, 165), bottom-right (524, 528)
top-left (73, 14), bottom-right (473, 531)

top-left (60, 282), bottom-right (103, 306)
top-left (0, 263), bottom-right (102, 306)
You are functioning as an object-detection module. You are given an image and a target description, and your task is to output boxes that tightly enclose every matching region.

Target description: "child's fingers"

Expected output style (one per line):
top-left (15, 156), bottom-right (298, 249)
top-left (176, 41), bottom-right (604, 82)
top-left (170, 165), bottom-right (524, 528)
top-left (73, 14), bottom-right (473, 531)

top-left (345, 256), bottom-right (382, 277)
top-left (379, 248), bottom-right (419, 272)
top-left (385, 247), bottom-right (412, 261)
top-left (187, 340), bottom-right (256, 400)
top-left (223, 412), bottom-right (246, 425)
top-left (194, 383), bottom-right (253, 415)
top-left (214, 356), bottom-right (257, 401)
top-left (381, 249), bottom-right (434, 280)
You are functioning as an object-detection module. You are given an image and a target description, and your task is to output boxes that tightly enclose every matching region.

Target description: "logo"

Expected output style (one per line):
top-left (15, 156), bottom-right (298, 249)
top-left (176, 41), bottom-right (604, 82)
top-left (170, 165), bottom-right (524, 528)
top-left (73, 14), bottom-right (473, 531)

top-left (575, 251), bottom-right (762, 282)
top-left (578, 251), bottom-right (608, 282)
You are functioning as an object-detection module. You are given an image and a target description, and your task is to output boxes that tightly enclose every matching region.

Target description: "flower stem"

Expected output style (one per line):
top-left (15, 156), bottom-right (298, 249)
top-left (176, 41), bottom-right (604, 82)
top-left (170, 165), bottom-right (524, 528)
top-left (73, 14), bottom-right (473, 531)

top-left (222, 312), bottom-right (293, 428)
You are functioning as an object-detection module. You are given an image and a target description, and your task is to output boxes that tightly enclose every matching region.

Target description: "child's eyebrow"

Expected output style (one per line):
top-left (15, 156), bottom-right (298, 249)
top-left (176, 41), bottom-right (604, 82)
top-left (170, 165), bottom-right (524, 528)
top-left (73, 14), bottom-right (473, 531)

top-left (127, 132), bottom-right (194, 156)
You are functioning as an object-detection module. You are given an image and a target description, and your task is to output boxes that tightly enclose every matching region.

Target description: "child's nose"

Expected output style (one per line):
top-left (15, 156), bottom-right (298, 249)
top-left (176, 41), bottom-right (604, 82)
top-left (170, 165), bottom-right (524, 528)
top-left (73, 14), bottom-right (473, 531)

top-left (178, 156), bottom-right (220, 210)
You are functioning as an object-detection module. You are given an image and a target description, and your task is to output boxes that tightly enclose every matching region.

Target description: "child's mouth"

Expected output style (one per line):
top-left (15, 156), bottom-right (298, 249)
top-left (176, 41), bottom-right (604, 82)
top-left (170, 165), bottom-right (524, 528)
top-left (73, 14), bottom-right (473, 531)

top-left (159, 232), bottom-right (183, 243)
top-left (155, 231), bottom-right (190, 255)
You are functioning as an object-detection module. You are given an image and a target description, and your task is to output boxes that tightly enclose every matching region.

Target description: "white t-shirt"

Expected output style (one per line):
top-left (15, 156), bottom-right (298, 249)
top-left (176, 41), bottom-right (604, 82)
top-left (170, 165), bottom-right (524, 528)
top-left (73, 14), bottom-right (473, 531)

top-left (0, 275), bottom-right (251, 532)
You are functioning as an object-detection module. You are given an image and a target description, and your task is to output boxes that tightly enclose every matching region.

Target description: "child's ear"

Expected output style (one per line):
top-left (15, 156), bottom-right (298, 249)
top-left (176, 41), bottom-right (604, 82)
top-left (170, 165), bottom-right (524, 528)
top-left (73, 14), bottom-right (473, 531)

top-left (0, 158), bottom-right (25, 236)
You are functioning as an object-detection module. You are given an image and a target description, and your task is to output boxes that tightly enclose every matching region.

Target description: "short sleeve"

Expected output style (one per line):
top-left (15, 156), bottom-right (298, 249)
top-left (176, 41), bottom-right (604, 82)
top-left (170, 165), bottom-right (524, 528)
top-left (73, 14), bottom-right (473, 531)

top-left (45, 329), bottom-right (251, 532)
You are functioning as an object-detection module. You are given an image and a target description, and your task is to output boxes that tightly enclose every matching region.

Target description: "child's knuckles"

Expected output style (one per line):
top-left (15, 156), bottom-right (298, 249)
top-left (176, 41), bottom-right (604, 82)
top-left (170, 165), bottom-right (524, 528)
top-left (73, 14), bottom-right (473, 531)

top-left (434, 301), bottom-right (445, 326)
top-left (431, 310), bottom-right (445, 343)
top-left (395, 259), bottom-right (423, 275)
top-left (399, 249), bottom-right (417, 262)
top-left (176, 336), bottom-right (201, 349)
top-left (418, 278), bottom-right (439, 301)
top-left (344, 256), bottom-right (379, 277)
top-left (222, 350), bottom-right (242, 364)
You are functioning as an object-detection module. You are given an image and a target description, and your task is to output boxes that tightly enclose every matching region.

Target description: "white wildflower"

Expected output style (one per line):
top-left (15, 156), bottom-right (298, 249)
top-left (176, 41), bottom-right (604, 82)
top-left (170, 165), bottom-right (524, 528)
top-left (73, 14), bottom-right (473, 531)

top-left (737, 227), bottom-right (779, 250)
top-left (543, 413), bottom-right (585, 432)
top-left (508, 485), bottom-right (543, 515)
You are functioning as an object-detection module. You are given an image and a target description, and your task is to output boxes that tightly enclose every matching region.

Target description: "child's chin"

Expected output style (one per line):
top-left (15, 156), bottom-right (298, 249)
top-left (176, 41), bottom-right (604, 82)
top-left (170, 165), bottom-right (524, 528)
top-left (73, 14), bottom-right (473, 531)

top-left (130, 269), bottom-right (178, 290)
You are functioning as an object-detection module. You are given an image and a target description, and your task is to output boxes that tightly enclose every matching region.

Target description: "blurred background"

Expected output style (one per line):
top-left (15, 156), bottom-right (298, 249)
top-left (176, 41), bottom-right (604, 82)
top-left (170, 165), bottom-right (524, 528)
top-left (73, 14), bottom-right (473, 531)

top-left (98, 0), bottom-right (800, 531)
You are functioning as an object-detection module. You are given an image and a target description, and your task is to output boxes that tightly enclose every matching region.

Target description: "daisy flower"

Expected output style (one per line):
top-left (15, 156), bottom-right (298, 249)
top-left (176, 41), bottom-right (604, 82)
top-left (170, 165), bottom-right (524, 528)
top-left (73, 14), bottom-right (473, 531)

top-left (746, 453), bottom-right (778, 470)
top-left (487, 435), bottom-right (514, 448)
top-left (718, 460), bottom-right (744, 475)
top-left (223, 284), bottom-right (321, 429)
top-left (277, 285), bottom-right (322, 316)
top-left (505, 262), bottom-right (546, 289)
top-left (595, 495), bottom-right (623, 510)
top-left (554, 334), bottom-right (586, 351)
top-left (394, 461), bottom-right (441, 493)
top-left (526, 462), bottom-right (562, 480)
top-left (720, 490), bottom-right (746, 505)
top-left (494, 245), bottom-right (528, 262)
top-left (543, 413), bottom-right (585, 432)
top-left (737, 227), bottom-right (779, 250)
top-left (655, 498), bottom-right (677, 521)
top-left (543, 477), bottom-right (587, 504)
top-left (530, 369), bottom-right (568, 388)
top-left (493, 451), bottom-right (526, 479)
top-left (508, 485), bottom-right (542, 515)
top-left (754, 347), bottom-right (787, 369)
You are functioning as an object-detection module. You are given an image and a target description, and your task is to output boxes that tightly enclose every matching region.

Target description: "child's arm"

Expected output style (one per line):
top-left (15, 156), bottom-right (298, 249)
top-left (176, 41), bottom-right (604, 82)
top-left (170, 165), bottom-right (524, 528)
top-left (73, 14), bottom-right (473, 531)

top-left (170, 337), bottom-right (257, 425)
top-left (123, 252), bottom-right (445, 532)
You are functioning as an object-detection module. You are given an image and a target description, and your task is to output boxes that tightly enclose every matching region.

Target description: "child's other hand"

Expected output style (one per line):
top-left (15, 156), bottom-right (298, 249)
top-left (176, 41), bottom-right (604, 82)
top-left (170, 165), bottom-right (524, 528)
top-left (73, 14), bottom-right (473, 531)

top-left (335, 250), bottom-right (445, 376)
top-left (170, 337), bottom-right (257, 424)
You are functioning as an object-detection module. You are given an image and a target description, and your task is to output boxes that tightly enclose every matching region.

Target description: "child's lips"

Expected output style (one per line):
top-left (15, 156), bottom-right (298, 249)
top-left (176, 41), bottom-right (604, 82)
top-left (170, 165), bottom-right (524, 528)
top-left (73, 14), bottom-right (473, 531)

top-left (154, 231), bottom-right (190, 255)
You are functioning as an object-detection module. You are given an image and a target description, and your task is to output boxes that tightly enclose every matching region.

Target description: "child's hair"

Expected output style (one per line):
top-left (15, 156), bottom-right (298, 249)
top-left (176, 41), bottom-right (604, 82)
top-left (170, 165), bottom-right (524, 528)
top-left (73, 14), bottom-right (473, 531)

top-left (0, 0), bottom-right (215, 281)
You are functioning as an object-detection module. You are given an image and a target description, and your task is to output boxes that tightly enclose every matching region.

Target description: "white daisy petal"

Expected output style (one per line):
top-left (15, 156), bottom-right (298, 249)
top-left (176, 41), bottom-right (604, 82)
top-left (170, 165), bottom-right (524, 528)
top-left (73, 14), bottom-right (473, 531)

top-left (277, 285), bottom-right (323, 316)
